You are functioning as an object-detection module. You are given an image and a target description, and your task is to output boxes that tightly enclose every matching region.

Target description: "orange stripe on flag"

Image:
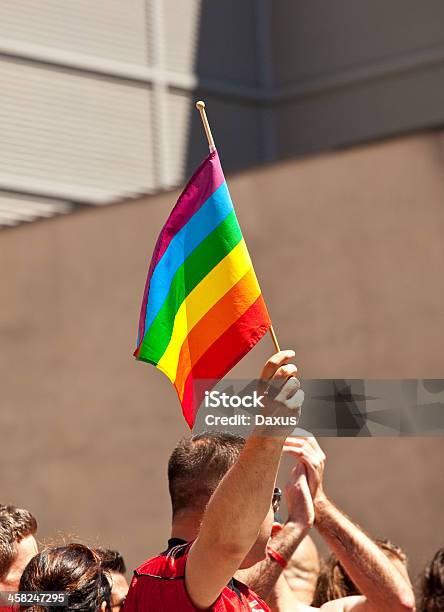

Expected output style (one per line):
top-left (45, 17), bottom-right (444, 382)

top-left (179, 295), bottom-right (271, 427)
top-left (174, 267), bottom-right (261, 401)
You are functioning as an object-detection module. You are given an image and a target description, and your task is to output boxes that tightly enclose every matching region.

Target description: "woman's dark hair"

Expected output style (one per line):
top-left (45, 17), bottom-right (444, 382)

top-left (312, 553), bottom-right (359, 605)
top-left (95, 548), bottom-right (126, 575)
top-left (19, 543), bottom-right (111, 612)
top-left (420, 548), bottom-right (444, 611)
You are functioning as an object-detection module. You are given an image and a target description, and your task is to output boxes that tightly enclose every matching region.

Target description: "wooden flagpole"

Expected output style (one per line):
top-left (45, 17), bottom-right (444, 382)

top-left (195, 100), bottom-right (216, 152)
top-left (195, 100), bottom-right (281, 353)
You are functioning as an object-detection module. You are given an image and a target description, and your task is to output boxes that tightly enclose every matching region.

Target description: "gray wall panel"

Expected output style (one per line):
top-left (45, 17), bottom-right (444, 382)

top-left (272, 0), bottom-right (444, 85)
top-left (0, 0), bottom-right (148, 65)
top-left (185, 94), bottom-right (263, 176)
top-left (166, 91), bottom-right (193, 186)
top-left (194, 1), bottom-right (260, 86)
top-left (275, 62), bottom-right (444, 159)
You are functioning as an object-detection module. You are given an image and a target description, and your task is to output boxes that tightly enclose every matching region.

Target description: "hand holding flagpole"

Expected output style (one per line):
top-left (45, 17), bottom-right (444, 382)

top-left (195, 100), bottom-right (281, 353)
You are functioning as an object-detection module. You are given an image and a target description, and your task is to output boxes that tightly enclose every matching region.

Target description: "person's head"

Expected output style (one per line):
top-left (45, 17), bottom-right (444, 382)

top-left (168, 432), bottom-right (246, 519)
top-left (95, 548), bottom-right (128, 612)
top-left (0, 504), bottom-right (38, 590)
top-left (283, 535), bottom-right (320, 604)
top-left (168, 432), bottom-right (275, 568)
top-left (313, 538), bottom-right (409, 606)
top-left (19, 544), bottom-right (111, 612)
top-left (420, 547), bottom-right (444, 611)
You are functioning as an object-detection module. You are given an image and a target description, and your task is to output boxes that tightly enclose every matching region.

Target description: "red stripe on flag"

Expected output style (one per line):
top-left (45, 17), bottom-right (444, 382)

top-left (178, 295), bottom-right (271, 428)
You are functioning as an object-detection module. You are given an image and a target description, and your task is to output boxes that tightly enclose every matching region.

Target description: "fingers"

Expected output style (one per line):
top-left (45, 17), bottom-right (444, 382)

top-left (286, 389), bottom-right (305, 410)
top-left (275, 377), bottom-right (304, 411)
top-left (271, 363), bottom-right (298, 383)
top-left (283, 444), bottom-right (324, 468)
top-left (282, 445), bottom-right (324, 499)
top-left (283, 438), bottom-right (324, 509)
top-left (296, 471), bottom-right (313, 510)
top-left (259, 352), bottom-right (300, 410)
top-left (295, 467), bottom-right (311, 496)
top-left (285, 461), bottom-right (309, 490)
top-left (285, 462), bottom-right (307, 495)
top-left (283, 451), bottom-right (317, 495)
top-left (285, 462), bottom-right (315, 526)
top-left (284, 436), bottom-right (326, 459)
top-left (260, 350), bottom-right (296, 382)
top-left (283, 438), bottom-right (325, 472)
top-left (285, 464), bottom-right (309, 498)
top-left (287, 461), bottom-right (306, 484)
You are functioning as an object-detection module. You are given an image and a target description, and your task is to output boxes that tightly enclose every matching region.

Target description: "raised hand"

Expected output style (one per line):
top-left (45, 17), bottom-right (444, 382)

top-left (284, 447), bottom-right (315, 529)
top-left (283, 436), bottom-right (326, 508)
top-left (256, 351), bottom-right (305, 435)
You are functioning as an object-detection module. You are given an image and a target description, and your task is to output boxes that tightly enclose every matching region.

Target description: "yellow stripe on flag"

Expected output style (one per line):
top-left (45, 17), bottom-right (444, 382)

top-left (156, 239), bottom-right (253, 381)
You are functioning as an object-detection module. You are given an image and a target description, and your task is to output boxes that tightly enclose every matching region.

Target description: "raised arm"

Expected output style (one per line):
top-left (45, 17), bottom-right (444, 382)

top-left (185, 350), bottom-right (304, 609)
top-left (285, 437), bottom-right (415, 612)
top-left (238, 456), bottom-right (314, 602)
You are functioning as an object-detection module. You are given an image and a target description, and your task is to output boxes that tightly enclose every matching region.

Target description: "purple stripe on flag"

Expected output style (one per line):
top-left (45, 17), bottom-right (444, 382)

top-left (136, 149), bottom-right (224, 346)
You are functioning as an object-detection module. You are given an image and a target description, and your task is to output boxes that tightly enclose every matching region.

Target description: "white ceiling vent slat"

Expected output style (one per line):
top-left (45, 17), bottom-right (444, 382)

top-left (0, 193), bottom-right (72, 227)
top-left (0, 57), bottom-right (156, 201)
top-left (0, 1), bottom-right (205, 229)
top-left (162, 0), bottom-right (201, 74)
top-left (0, 1), bottom-right (148, 65)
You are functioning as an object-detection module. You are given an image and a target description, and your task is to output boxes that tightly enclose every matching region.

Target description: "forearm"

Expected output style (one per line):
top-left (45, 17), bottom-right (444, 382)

top-left (315, 496), bottom-right (414, 612)
top-left (199, 434), bottom-right (285, 554)
top-left (186, 352), bottom-right (303, 608)
top-left (239, 520), bottom-right (308, 601)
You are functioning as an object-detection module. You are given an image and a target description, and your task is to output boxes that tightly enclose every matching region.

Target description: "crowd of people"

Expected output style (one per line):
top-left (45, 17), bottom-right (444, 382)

top-left (1, 351), bottom-right (443, 611)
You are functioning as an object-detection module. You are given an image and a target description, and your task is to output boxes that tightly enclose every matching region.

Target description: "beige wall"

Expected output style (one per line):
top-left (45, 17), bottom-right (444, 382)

top-left (1, 132), bottom-right (443, 588)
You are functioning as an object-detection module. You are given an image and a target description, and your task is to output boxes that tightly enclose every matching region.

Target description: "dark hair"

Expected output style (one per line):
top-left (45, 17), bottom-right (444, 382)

top-left (312, 539), bottom-right (408, 606)
top-left (312, 554), bottom-right (359, 605)
top-left (19, 544), bottom-right (111, 612)
top-left (0, 504), bottom-right (37, 579)
top-left (420, 548), bottom-right (444, 611)
top-left (168, 432), bottom-right (245, 517)
top-left (95, 548), bottom-right (126, 575)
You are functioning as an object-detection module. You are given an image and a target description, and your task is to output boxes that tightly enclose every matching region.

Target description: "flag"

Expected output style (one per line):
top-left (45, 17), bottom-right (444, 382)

top-left (134, 150), bottom-right (271, 427)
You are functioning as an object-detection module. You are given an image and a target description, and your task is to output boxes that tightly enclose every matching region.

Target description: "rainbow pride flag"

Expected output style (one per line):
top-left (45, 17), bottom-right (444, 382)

top-left (134, 150), bottom-right (271, 427)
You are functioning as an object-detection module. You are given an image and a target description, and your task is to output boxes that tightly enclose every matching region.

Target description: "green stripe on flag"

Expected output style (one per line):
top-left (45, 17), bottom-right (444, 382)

top-left (138, 211), bottom-right (242, 364)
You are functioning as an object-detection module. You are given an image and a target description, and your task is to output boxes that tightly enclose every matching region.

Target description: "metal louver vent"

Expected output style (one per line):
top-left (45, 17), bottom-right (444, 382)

top-left (0, 0), bottom-right (175, 229)
top-left (0, 192), bottom-right (72, 227)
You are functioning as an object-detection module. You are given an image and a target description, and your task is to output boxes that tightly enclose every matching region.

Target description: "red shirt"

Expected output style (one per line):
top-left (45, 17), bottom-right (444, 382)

top-left (124, 539), bottom-right (270, 612)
